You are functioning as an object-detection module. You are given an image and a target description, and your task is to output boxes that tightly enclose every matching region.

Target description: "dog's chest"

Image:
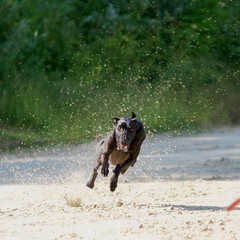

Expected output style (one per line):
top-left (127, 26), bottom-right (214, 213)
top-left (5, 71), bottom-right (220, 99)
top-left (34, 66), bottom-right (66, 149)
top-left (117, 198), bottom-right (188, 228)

top-left (109, 149), bottom-right (130, 166)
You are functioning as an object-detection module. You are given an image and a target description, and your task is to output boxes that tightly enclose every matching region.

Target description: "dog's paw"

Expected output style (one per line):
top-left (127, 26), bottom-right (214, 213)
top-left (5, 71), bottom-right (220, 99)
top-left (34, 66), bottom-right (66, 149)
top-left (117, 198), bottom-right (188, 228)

top-left (101, 162), bottom-right (109, 177)
top-left (110, 175), bottom-right (118, 192)
top-left (86, 180), bottom-right (94, 189)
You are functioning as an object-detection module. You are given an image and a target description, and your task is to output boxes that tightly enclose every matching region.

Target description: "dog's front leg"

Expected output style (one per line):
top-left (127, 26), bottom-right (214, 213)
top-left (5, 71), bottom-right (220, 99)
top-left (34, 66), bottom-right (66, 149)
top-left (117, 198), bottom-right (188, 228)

top-left (110, 157), bottom-right (136, 192)
top-left (101, 153), bottom-right (109, 177)
top-left (100, 132), bottom-right (116, 177)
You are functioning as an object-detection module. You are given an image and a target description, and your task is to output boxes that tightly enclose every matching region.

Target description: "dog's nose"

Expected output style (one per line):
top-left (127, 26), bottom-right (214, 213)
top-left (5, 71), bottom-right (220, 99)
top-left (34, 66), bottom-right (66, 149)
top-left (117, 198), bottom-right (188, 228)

top-left (121, 142), bottom-right (128, 146)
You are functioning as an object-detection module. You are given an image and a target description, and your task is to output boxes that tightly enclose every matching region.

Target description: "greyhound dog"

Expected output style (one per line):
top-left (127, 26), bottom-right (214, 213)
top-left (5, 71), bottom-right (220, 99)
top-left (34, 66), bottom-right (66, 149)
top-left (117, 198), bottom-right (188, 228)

top-left (86, 112), bottom-right (146, 192)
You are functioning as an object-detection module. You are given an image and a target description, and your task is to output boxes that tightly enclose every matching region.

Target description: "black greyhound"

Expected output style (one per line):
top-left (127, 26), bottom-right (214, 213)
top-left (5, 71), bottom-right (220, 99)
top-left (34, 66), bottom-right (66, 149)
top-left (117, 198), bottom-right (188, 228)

top-left (86, 112), bottom-right (146, 192)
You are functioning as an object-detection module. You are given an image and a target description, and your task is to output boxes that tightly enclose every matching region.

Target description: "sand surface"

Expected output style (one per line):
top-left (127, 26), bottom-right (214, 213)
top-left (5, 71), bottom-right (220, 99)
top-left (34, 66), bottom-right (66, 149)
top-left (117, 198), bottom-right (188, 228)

top-left (0, 127), bottom-right (240, 239)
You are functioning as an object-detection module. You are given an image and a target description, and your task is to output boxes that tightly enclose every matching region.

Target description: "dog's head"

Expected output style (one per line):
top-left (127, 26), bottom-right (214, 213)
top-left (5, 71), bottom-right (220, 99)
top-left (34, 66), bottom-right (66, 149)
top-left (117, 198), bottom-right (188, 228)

top-left (112, 112), bottom-right (137, 152)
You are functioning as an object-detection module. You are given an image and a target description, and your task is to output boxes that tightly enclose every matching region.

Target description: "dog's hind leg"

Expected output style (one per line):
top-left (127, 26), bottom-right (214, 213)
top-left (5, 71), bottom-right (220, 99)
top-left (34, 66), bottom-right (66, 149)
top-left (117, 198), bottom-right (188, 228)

top-left (110, 158), bottom-right (136, 192)
top-left (86, 160), bottom-right (101, 189)
top-left (121, 160), bottom-right (136, 174)
top-left (120, 166), bottom-right (129, 175)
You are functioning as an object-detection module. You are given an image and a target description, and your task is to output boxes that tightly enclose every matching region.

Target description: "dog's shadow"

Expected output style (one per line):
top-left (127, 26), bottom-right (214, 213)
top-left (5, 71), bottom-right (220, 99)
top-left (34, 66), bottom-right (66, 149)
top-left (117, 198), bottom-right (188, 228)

top-left (137, 204), bottom-right (240, 211)
top-left (162, 204), bottom-right (240, 211)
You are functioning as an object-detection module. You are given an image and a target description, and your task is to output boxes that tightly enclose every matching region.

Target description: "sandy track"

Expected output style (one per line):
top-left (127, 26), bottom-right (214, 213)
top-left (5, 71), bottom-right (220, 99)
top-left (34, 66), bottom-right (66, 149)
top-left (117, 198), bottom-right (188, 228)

top-left (0, 181), bottom-right (240, 240)
top-left (0, 127), bottom-right (240, 239)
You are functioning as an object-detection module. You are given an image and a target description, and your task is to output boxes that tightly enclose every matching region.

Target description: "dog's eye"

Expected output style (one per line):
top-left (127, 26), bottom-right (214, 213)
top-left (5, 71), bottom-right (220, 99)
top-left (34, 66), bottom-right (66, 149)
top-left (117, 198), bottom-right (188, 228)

top-left (118, 126), bottom-right (122, 131)
top-left (129, 128), bottom-right (134, 132)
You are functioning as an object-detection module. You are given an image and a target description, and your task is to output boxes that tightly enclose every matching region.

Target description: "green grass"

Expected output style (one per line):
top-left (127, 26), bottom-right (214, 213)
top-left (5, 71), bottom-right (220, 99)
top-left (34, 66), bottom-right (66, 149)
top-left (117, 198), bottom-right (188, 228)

top-left (0, 126), bottom-right (46, 151)
top-left (1, 66), bottom-right (238, 152)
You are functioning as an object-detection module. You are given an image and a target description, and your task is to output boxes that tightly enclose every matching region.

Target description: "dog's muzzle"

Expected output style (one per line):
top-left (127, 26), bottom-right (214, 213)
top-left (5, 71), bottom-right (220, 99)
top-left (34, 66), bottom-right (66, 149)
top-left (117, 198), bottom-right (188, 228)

top-left (117, 142), bottom-right (129, 152)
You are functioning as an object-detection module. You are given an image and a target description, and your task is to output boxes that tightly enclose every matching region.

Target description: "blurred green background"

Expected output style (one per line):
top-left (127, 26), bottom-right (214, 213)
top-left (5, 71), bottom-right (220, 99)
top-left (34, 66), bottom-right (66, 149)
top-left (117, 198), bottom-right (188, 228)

top-left (0, 0), bottom-right (240, 150)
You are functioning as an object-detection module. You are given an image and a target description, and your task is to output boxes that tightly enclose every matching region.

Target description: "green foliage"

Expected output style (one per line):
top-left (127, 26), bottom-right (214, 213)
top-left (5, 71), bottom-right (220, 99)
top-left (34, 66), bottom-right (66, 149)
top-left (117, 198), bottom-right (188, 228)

top-left (0, 0), bottom-right (240, 146)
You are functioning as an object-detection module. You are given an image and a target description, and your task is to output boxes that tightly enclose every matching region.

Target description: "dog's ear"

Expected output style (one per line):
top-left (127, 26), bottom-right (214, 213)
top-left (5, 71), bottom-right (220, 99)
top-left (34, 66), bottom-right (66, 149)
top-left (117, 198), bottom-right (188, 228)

top-left (112, 116), bottom-right (120, 125)
top-left (132, 112), bottom-right (137, 122)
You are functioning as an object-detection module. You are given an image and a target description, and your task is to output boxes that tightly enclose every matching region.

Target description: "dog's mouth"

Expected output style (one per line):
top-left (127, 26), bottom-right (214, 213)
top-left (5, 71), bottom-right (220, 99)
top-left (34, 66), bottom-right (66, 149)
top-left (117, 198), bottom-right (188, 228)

top-left (117, 143), bottom-right (129, 152)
